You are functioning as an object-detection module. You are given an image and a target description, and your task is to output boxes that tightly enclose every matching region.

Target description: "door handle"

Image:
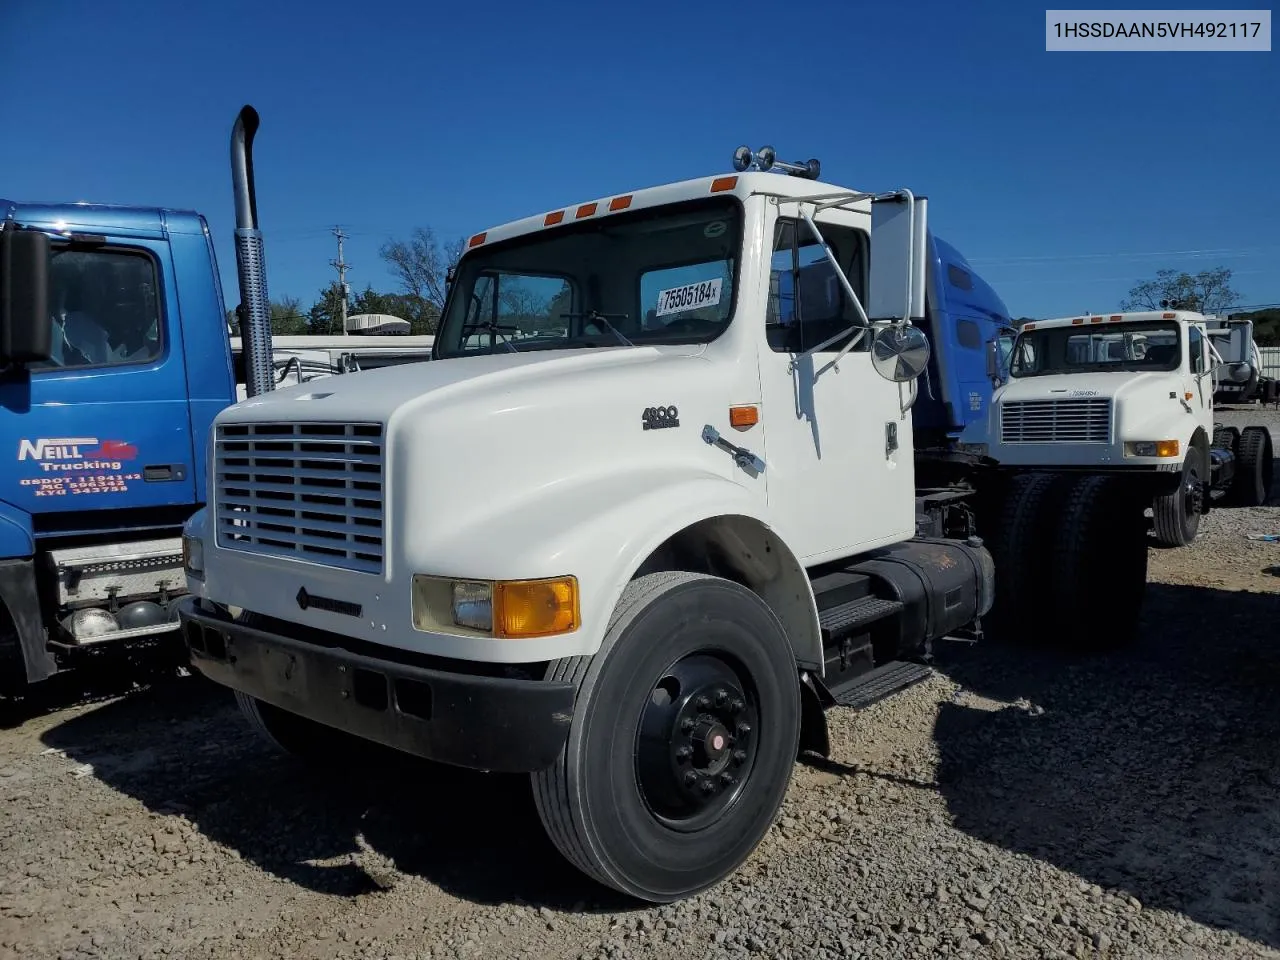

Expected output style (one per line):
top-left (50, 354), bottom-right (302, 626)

top-left (143, 464), bottom-right (187, 482)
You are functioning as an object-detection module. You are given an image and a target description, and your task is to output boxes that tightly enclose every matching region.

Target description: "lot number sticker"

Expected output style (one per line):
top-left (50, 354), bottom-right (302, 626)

top-left (655, 279), bottom-right (722, 318)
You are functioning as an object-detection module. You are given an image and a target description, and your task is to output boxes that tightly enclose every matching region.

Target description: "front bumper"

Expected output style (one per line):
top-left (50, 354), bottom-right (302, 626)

top-left (177, 598), bottom-right (575, 773)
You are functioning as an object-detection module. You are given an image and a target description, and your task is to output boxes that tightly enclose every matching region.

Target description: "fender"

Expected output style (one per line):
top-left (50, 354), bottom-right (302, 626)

top-left (0, 499), bottom-right (35, 560)
top-left (414, 468), bottom-right (822, 669)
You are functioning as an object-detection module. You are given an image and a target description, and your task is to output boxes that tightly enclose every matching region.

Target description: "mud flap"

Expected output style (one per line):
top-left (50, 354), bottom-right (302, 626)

top-left (0, 558), bottom-right (56, 688)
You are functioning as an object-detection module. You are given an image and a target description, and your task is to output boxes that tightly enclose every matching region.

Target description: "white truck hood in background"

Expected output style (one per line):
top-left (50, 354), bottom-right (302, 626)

top-left (998, 370), bottom-right (1169, 403)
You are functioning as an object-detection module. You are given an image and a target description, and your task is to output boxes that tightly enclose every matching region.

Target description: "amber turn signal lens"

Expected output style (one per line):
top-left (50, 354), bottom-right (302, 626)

top-left (1155, 439), bottom-right (1180, 458)
top-left (496, 577), bottom-right (579, 638)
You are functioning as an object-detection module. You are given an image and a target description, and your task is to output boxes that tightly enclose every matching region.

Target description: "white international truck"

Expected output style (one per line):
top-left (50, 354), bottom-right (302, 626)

top-left (173, 110), bottom-right (1149, 903)
top-left (988, 310), bottom-right (1273, 547)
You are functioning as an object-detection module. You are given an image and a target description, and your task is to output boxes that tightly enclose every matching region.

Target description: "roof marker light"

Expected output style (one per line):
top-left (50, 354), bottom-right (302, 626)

top-left (1162, 312), bottom-right (1176, 319)
top-left (1090, 316), bottom-right (1103, 323)
top-left (711, 176), bottom-right (738, 193)
top-left (468, 232), bottom-right (486, 248)
top-left (1071, 317), bottom-right (1084, 325)
top-left (544, 211), bottom-right (564, 226)
top-left (576, 202), bottom-right (597, 219)
top-left (609, 195), bottom-right (632, 211)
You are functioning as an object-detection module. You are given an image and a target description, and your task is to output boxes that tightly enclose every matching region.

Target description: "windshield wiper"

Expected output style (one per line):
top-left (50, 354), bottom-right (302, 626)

top-left (560, 310), bottom-right (633, 347)
top-left (461, 319), bottom-right (519, 353)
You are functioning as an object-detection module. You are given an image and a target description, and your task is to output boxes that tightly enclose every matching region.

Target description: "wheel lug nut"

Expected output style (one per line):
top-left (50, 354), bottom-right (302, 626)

top-left (680, 717), bottom-right (695, 733)
top-left (676, 746), bottom-right (692, 761)
top-left (720, 773), bottom-right (736, 787)
top-left (736, 722), bottom-right (752, 738)
top-left (730, 698), bottom-right (745, 714)
top-left (715, 689), bottom-right (729, 707)
top-left (695, 695), bottom-right (711, 710)
top-left (732, 749), bottom-right (747, 765)
top-left (699, 779), bottom-right (716, 794)
top-left (683, 771), bottom-right (698, 786)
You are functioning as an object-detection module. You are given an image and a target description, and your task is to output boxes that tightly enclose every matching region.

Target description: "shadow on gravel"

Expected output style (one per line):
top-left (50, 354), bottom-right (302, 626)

top-left (37, 673), bottom-right (635, 913)
top-left (932, 582), bottom-right (1280, 950)
top-left (0, 644), bottom-right (188, 730)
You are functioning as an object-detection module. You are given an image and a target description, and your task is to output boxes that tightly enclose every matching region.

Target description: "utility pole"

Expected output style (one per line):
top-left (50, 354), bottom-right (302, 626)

top-left (330, 226), bottom-right (350, 335)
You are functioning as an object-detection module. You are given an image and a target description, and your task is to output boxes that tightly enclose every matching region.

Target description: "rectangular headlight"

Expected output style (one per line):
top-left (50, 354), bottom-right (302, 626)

top-left (182, 535), bottom-right (204, 578)
top-left (451, 581), bottom-right (493, 631)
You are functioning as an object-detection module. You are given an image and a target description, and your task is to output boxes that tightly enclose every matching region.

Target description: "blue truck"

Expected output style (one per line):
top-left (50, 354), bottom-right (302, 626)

top-left (0, 175), bottom-right (432, 694)
top-left (0, 202), bottom-right (235, 693)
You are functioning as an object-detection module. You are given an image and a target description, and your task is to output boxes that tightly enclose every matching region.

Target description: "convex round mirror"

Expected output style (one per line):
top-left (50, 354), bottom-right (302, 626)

top-left (871, 324), bottom-right (931, 382)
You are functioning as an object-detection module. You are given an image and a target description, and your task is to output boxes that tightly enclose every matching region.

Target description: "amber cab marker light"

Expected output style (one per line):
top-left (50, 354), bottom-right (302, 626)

top-left (1091, 316), bottom-right (1104, 323)
top-left (609, 195), bottom-right (633, 211)
top-left (729, 405), bottom-right (759, 429)
top-left (575, 202), bottom-right (598, 219)
top-left (1155, 439), bottom-right (1180, 458)
top-left (710, 176), bottom-right (738, 193)
top-left (468, 232), bottom-right (486, 248)
top-left (1162, 312), bottom-right (1177, 319)
top-left (544, 211), bottom-right (564, 226)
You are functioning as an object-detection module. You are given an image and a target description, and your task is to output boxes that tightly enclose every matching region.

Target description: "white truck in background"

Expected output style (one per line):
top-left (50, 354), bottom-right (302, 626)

top-left (174, 111), bottom-right (1152, 904)
top-left (988, 310), bottom-right (1273, 547)
top-left (1205, 315), bottom-right (1278, 406)
top-left (228, 334), bottom-right (436, 400)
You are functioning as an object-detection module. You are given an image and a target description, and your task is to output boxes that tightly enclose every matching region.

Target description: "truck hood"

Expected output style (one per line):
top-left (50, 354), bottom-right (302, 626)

top-left (222, 344), bottom-right (703, 425)
top-left (997, 371), bottom-right (1169, 403)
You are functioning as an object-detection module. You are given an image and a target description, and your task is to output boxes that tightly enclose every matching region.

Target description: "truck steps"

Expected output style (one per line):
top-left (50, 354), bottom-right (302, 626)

top-left (819, 596), bottom-right (904, 641)
top-left (827, 660), bottom-right (934, 710)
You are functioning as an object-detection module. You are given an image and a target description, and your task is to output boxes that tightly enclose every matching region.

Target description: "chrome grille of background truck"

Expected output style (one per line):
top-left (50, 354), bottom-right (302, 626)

top-left (999, 398), bottom-right (1111, 444)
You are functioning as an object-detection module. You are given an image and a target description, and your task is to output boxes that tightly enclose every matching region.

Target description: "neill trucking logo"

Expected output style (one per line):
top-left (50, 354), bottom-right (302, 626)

top-left (18, 437), bottom-right (139, 472)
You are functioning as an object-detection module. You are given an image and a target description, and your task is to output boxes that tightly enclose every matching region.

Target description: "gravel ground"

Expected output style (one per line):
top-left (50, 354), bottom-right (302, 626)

top-left (2, 408), bottom-right (1278, 960)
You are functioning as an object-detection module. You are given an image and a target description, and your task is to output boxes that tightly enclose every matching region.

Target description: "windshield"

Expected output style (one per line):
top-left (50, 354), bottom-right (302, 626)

top-left (1010, 320), bottom-right (1182, 378)
top-left (434, 197), bottom-right (742, 357)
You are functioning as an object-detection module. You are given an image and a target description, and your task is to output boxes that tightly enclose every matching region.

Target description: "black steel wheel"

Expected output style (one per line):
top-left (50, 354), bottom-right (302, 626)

top-left (1152, 454), bottom-right (1202, 547)
top-left (533, 571), bottom-right (801, 903)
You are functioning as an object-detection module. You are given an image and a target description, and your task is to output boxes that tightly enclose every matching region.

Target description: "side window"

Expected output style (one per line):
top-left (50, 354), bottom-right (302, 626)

top-left (459, 271), bottom-right (573, 350)
top-left (1010, 337), bottom-right (1038, 376)
top-left (37, 246), bottom-right (162, 370)
top-left (1188, 326), bottom-right (1204, 374)
top-left (767, 218), bottom-right (869, 353)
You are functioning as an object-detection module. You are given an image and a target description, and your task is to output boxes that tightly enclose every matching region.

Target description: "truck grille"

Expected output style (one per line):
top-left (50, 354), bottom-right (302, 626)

top-left (1000, 398), bottom-right (1111, 444)
top-left (214, 421), bottom-right (385, 574)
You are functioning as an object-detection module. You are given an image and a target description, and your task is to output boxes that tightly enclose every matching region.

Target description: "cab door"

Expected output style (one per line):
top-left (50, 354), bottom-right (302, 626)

top-left (1187, 324), bottom-right (1213, 431)
top-left (754, 202), bottom-right (915, 564)
top-left (0, 237), bottom-right (198, 516)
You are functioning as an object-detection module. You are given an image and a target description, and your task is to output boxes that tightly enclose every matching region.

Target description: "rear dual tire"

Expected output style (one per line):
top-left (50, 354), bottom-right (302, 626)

top-left (532, 571), bottom-right (801, 903)
top-left (986, 471), bottom-right (1148, 651)
top-left (1226, 425), bottom-right (1273, 507)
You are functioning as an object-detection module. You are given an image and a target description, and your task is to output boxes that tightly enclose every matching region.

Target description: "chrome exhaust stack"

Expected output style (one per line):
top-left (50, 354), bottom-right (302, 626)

top-left (230, 105), bottom-right (274, 398)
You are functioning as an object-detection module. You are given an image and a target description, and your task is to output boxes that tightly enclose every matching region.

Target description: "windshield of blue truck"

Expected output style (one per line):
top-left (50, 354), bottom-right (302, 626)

top-left (1009, 320), bottom-right (1181, 378)
top-left (434, 197), bottom-right (742, 357)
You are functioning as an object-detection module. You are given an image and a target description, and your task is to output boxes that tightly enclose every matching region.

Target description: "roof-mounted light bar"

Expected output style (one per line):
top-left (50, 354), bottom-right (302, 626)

top-left (732, 144), bottom-right (821, 180)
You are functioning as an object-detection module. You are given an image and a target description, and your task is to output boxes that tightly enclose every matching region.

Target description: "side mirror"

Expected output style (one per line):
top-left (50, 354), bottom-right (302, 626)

top-left (868, 192), bottom-right (927, 324)
top-left (985, 340), bottom-right (999, 379)
top-left (0, 228), bottom-right (53, 365)
top-left (870, 324), bottom-right (930, 382)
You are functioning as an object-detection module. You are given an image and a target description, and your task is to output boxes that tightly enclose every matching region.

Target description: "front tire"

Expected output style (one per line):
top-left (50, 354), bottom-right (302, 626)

top-left (532, 571), bottom-right (801, 903)
top-left (1152, 455), bottom-right (1202, 547)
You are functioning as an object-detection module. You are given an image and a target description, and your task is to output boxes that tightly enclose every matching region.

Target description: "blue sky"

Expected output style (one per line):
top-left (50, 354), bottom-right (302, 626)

top-left (2, 0), bottom-right (1276, 319)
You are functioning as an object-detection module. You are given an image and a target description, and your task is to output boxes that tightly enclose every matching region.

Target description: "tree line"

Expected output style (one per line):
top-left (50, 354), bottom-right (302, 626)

top-left (226, 226), bottom-right (465, 337)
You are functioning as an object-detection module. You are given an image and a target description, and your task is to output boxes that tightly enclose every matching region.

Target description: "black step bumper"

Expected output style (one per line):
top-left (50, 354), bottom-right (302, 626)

top-left (177, 599), bottom-right (575, 773)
